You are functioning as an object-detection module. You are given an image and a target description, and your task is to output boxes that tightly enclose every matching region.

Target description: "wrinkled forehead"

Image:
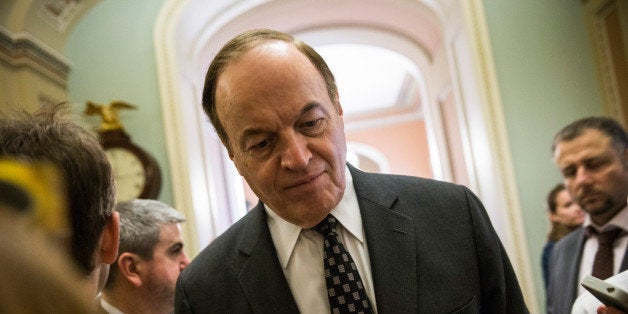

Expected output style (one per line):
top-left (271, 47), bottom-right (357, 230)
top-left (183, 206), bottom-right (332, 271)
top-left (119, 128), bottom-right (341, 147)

top-left (215, 41), bottom-right (330, 134)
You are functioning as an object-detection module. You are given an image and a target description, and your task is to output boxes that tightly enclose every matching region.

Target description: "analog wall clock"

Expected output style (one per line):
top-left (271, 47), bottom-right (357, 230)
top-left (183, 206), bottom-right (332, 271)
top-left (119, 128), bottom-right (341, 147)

top-left (85, 101), bottom-right (162, 202)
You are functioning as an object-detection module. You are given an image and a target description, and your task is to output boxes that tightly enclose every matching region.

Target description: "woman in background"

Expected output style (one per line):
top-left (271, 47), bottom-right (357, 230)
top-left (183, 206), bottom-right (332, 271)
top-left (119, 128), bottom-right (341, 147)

top-left (542, 182), bottom-right (585, 289)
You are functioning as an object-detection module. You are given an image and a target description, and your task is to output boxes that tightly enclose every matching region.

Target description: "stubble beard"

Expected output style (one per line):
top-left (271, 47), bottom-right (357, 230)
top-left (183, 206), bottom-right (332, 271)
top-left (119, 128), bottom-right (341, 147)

top-left (581, 196), bottom-right (615, 219)
top-left (144, 274), bottom-right (175, 313)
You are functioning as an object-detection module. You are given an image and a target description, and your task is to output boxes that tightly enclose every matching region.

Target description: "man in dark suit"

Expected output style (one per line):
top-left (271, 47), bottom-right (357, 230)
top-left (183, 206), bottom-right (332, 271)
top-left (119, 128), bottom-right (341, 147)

top-left (546, 117), bottom-right (628, 314)
top-left (175, 29), bottom-right (528, 313)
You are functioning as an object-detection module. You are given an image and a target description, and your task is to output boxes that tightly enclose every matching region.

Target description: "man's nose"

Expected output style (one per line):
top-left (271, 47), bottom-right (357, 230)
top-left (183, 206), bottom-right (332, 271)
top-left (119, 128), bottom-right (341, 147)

top-left (180, 254), bottom-right (191, 270)
top-left (574, 166), bottom-right (594, 187)
top-left (280, 133), bottom-right (311, 170)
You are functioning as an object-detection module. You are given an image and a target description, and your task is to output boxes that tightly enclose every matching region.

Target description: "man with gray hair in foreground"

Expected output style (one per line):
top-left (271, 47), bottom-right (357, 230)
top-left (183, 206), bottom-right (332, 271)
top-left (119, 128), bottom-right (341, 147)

top-left (101, 199), bottom-right (190, 314)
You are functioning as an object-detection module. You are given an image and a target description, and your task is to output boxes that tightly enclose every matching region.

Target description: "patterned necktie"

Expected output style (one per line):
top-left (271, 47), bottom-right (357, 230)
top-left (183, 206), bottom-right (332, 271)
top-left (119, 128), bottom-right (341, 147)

top-left (586, 226), bottom-right (623, 280)
top-left (312, 214), bottom-right (373, 314)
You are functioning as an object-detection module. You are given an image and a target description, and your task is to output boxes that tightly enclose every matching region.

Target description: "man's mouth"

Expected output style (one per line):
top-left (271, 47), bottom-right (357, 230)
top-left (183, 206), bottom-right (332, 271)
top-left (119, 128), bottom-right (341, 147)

top-left (578, 190), bottom-right (603, 205)
top-left (284, 172), bottom-right (323, 190)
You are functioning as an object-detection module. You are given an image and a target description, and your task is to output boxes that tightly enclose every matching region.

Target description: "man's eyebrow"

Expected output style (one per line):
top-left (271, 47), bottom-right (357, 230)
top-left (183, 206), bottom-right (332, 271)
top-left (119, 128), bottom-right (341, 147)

top-left (301, 102), bottom-right (322, 115)
top-left (169, 242), bottom-right (184, 251)
top-left (241, 128), bottom-right (267, 141)
top-left (238, 127), bottom-right (268, 151)
top-left (560, 165), bottom-right (574, 173)
top-left (237, 102), bottom-right (327, 148)
top-left (301, 101), bottom-right (327, 116)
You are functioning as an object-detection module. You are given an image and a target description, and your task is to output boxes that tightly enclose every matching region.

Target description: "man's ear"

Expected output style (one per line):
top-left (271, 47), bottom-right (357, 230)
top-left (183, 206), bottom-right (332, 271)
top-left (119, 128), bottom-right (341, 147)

top-left (335, 95), bottom-right (343, 116)
top-left (229, 150), bottom-right (245, 176)
top-left (99, 211), bottom-right (120, 265)
top-left (117, 252), bottom-right (142, 287)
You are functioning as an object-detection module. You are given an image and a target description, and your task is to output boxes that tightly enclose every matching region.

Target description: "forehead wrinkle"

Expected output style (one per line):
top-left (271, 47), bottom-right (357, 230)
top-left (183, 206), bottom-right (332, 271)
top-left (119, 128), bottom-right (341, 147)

top-left (236, 101), bottom-right (331, 153)
top-left (217, 41), bottom-right (332, 147)
top-left (238, 102), bottom-right (325, 142)
top-left (556, 141), bottom-right (621, 176)
top-left (555, 131), bottom-right (610, 159)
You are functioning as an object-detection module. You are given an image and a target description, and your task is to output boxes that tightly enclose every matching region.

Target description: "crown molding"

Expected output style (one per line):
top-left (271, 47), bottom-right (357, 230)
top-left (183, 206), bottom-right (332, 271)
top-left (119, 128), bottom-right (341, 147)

top-left (0, 26), bottom-right (71, 86)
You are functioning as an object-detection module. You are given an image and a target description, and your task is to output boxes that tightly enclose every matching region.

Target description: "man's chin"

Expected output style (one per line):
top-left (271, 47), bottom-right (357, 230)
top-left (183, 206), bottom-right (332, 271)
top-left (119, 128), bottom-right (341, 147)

top-left (583, 199), bottom-right (615, 217)
top-left (584, 205), bottom-right (609, 215)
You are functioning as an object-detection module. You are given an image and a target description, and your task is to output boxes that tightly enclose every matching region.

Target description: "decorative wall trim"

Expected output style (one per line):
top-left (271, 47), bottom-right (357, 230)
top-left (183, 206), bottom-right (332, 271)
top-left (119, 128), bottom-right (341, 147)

top-left (153, 0), bottom-right (200, 256)
top-left (0, 26), bottom-right (71, 86)
top-left (584, 0), bottom-right (627, 126)
top-left (37, 0), bottom-right (82, 33)
top-left (462, 0), bottom-right (538, 310)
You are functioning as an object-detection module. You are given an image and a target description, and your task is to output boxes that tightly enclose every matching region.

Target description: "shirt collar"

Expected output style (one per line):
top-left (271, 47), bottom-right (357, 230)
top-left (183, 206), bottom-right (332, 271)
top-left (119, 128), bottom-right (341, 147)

top-left (265, 166), bottom-right (364, 268)
top-left (100, 297), bottom-right (124, 314)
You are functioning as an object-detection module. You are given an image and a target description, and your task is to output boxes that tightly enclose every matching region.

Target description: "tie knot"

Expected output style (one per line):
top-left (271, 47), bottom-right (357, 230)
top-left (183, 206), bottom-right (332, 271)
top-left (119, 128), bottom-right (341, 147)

top-left (586, 226), bottom-right (623, 245)
top-left (312, 214), bottom-right (338, 235)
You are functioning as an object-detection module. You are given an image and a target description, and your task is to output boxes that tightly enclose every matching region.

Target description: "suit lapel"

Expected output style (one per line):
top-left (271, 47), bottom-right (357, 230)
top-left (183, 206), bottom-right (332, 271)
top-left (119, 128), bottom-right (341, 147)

top-left (565, 229), bottom-right (587, 309)
top-left (234, 167), bottom-right (420, 313)
top-left (236, 204), bottom-right (299, 313)
top-left (350, 165), bottom-right (417, 313)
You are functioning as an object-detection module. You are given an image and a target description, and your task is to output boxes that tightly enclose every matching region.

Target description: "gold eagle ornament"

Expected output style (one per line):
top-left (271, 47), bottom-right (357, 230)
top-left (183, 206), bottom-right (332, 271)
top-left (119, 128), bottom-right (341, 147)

top-left (84, 100), bottom-right (136, 131)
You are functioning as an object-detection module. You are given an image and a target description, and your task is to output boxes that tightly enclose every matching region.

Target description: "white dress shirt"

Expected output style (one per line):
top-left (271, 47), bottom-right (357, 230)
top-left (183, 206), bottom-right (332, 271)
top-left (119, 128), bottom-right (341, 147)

top-left (265, 167), bottom-right (378, 314)
top-left (577, 202), bottom-right (628, 297)
top-left (100, 297), bottom-right (124, 314)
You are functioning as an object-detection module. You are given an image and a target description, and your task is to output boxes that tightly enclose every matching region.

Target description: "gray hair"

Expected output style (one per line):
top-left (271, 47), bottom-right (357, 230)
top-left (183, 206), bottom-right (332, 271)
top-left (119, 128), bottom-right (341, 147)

top-left (105, 199), bottom-right (184, 288)
top-left (115, 199), bottom-right (185, 259)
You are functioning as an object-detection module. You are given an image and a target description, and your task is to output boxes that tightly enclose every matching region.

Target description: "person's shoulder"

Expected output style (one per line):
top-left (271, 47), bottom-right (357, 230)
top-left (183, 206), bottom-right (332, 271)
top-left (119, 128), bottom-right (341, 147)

top-left (353, 169), bottom-right (475, 216)
top-left (355, 168), bottom-right (462, 191)
top-left (178, 206), bottom-right (269, 292)
top-left (195, 208), bottom-right (260, 256)
top-left (543, 241), bottom-right (556, 255)
top-left (182, 208), bottom-right (258, 269)
top-left (551, 227), bottom-right (584, 256)
top-left (555, 227), bottom-right (584, 247)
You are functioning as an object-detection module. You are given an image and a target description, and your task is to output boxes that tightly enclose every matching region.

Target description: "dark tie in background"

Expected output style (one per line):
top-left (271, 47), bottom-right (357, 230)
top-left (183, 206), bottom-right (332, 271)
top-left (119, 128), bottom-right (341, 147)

top-left (587, 226), bottom-right (623, 280)
top-left (313, 214), bottom-right (373, 314)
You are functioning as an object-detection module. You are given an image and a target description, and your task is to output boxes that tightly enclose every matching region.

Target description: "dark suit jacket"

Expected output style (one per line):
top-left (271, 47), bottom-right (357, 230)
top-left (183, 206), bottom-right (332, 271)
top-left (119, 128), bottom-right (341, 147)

top-left (175, 165), bottom-right (528, 313)
top-left (546, 227), bottom-right (628, 314)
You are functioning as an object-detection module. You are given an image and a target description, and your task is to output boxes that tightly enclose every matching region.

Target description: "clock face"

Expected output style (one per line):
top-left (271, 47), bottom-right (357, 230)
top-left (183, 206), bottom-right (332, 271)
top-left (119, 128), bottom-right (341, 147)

top-left (105, 147), bottom-right (147, 202)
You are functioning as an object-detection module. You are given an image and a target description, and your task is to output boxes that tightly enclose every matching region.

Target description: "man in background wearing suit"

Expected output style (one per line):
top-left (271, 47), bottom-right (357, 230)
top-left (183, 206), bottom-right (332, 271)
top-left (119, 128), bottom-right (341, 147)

top-left (175, 29), bottom-right (528, 313)
top-left (547, 117), bottom-right (628, 314)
